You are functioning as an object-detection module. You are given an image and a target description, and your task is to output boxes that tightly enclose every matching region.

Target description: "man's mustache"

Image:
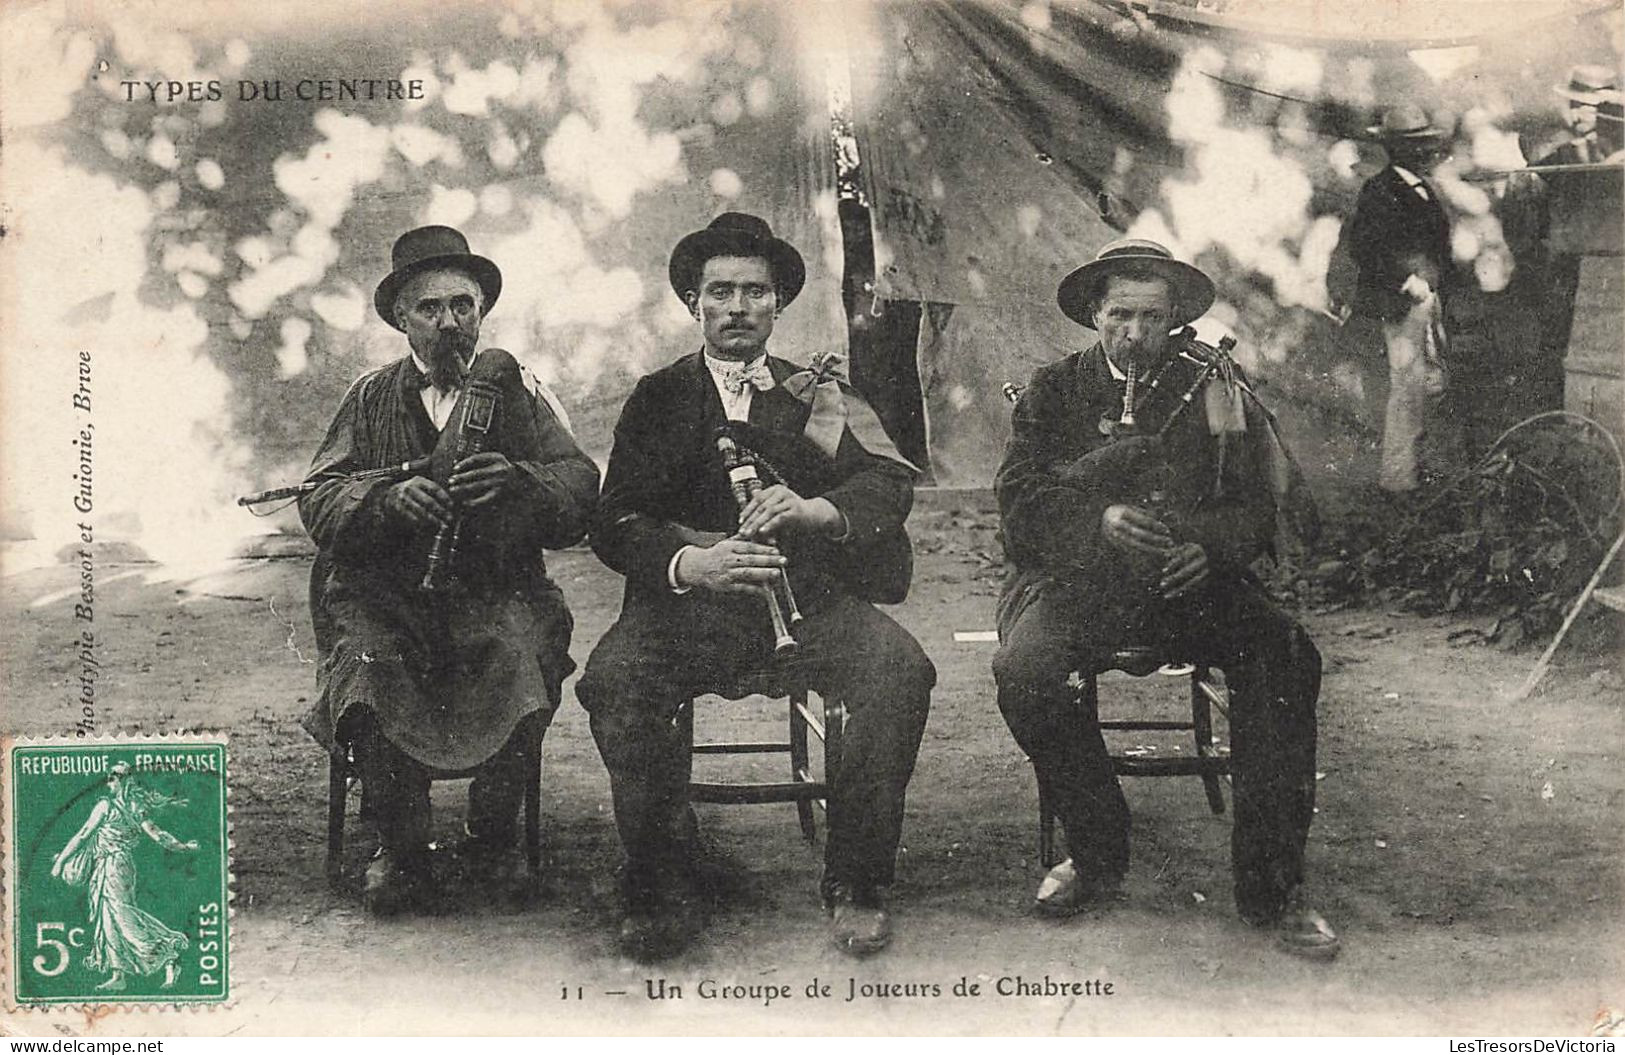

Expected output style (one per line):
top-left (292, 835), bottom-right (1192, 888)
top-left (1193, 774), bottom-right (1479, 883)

top-left (426, 332), bottom-right (475, 387)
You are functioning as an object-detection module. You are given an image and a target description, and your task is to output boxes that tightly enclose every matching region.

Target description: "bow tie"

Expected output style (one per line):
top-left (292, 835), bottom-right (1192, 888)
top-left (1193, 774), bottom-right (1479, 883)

top-left (720, 361), bottom-right (775, 395)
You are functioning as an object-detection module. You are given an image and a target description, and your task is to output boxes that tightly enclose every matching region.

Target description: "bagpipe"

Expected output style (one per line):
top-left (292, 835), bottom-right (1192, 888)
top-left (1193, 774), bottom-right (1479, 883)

top-left (712, 417), bottom-right (914, 652)
top-left (238, 348), bottom-right (548, 592)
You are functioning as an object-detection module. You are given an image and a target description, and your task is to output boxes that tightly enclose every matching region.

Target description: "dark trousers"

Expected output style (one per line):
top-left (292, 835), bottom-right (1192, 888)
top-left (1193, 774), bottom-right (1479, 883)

top-left (354, 709), bottom-right (548, 856)
top-left (992, 577), bottom-right (1320, 921)
top-left (576, 590), bottom-right (934, 892)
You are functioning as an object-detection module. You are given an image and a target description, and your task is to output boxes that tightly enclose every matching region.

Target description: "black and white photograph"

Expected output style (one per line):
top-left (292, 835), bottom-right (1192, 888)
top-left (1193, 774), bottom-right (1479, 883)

top-left (2, 0), bottom-right (1621, 1037)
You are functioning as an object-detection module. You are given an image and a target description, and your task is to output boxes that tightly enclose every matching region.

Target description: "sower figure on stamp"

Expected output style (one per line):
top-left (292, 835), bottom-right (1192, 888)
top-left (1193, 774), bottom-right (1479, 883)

top-left (576, 213), bottom-right (934, 962)
top-left (300, 225), bottom-right (599, 915)
top-left (993, 239), bottom-right (1337, 960)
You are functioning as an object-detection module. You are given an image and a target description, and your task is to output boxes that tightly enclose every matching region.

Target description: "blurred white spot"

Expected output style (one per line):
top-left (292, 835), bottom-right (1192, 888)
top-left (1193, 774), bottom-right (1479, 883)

top-left (198, 100), bottom-right (226, 129)
top-left (176, 272), bottom-right (209, 299)
top-left (1016, 204), bottom-right (1042, 238)
top-left (948, 384), bottom-right (973, 411)
top-left (424, 184), bottom-right (478, 227)
top-left (1259, 43), bottom-right (1322, 95)
top-left (1409, 46), bottom-right (1480, 83)
top-left (712, 92), bottom-right (744, 126)
top-left (488, 130), bottom-right (520, 171)
top-left (965, 268), bottom-right (987, 298)
top-left (1475, 247), bottom-right (1512, 293)
top-left (276, 317), bottom-right (312, 378)
top-left (392, 123), bottom-right (461, 169)
top-left (480, 184), bottom-right (514, 217)
top-left (1375, 839), bottom-right (1388, 848)
top-left (311, 286), bottom-right (366, 331)
top-left (162, 242), bottom-right (221, 276)
top-left (229, 316), bottom-right (253, 341)
top-left (443, 60), bottom-right (520, 117)
top-left (1540, 780), bottom-right (1555, 802)
top-left (151, 181), bottom-right (180, 210)
top-left (1327, 139), bottom-right (1361, 181)
top-left (744, 76), bottom-right (774, 117)
top-left (708, 168), bottom-right (743, 198)
top-left (929, 175), bottom-right (946, 200)
top-left (399, 64), bottom-right (440, 113)
top-left (1020, 2), bottom-right (1052, 32)
top-left (1191, 891), bottom-right (1207, 904)
top-left (195, 158), bottom-right (225, 190)
top-left (1451, 226), bottom-right (1481, 263)
top-left (223, 39), bottom-right (251, 68)
top-left (100, 129), bottom-right (132, 160)
top-left (146, 134), bottom-right (179, 171)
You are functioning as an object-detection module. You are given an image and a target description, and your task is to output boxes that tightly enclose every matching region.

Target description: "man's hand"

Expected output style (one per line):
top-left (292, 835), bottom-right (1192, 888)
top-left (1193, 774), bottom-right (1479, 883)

top-left (1159, 541), bottom-right (1210, 599)
top-left (1101, 503), bottom-right (1173, 557)
top-left (449, 451), bottom-right (517, 508)
top-left (675, 537), bottom-right (788, 595)
top-left (736, 484), bottom-right (843, 540)
top-left (384, 477), bottom-right (453, 529)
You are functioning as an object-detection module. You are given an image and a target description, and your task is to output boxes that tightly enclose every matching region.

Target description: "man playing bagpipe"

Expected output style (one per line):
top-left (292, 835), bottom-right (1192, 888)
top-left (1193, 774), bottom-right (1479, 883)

top-left (993, 239), bottom-right (1338, 959)
top-left (299, 225), bottom-right (599, 915)
top-left (577, 213), bottom-right (934, 961)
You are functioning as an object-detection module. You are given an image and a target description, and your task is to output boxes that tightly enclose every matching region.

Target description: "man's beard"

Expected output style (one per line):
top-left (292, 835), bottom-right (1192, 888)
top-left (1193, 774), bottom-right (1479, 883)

top-left (425, 332), bottom-right (475, 389)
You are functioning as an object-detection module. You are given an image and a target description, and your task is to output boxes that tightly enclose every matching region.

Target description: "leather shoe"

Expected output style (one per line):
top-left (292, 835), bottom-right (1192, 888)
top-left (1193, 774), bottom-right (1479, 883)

top-left (1274, 897), bottom-right (1341, 961)
top-left (362, 850), bottom-right (435, 917)
top-left (617, 868), bottom-right (703, 963)
top-left (824, 880), bottom-right (891, 956)
top-left (1033, 858), bottom-right (1121, 917)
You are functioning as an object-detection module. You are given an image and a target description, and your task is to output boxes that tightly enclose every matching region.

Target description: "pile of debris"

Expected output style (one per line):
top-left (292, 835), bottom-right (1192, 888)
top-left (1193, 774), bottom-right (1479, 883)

top-left (1300, 413), bottom-right (1624, 648)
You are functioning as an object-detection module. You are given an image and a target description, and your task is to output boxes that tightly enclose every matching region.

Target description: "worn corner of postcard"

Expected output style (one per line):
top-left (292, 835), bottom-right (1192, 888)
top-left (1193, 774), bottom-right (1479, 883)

top-left (2, 733), bottom-right (232, 1011)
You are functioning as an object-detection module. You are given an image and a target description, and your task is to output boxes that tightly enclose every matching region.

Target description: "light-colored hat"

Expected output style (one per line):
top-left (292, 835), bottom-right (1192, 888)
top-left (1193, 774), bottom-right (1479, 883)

top-left (1555, 64), bottom-right (1620, 105)
top-left (1056, 238), bottom-right (1215, 329)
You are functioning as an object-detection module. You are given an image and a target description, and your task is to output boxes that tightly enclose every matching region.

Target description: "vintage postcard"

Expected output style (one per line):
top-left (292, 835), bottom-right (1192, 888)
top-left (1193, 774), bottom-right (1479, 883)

top-left (1, 0), bottom-right (1621, 1039)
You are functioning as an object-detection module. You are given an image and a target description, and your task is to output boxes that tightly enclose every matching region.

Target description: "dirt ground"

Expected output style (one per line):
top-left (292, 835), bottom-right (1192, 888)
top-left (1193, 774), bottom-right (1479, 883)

top-left (4, 489), bottom-right (1622, 1037)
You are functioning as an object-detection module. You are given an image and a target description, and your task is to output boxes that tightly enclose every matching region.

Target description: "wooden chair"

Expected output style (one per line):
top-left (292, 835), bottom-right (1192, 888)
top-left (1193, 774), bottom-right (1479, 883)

top-left (1038, 647), bottom-right (1231, 868)
top-left (324, 722), bottom-right (544, 889)
top-left (681, 669), bottom-right (846, 843)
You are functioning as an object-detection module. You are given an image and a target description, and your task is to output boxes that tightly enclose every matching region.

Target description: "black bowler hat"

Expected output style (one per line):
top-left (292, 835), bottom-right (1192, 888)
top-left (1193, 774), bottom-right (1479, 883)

top-left (668, 212), bottom-right (806, 307)
top-left (373, 225), bottom-right (502, 331)
top-left (1056, 238), bottom-right (1215, 329)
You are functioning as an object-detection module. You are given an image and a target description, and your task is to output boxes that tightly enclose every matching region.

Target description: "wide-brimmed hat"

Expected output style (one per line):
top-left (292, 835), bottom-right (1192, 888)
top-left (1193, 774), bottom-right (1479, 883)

top-left (1056, 238), bottom-right (1215, 329)
top-left (1367, 103), bottom-right (1447, 142)
top-left (373, 225), bottom-right (502, 331)
top-left (668, 212), bottom-right (806, 307)
top-left (1555, 64), bottom-right (1620, 105)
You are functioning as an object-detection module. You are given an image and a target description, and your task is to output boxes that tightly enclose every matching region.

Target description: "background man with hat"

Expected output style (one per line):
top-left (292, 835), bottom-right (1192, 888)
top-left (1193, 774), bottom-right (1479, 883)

top-left (299, 225), bottom-right (600, 914)
top-left (1334, 104), bottom-right (1454, 494)
top-left (994, 238), bottom-right (1335, 959)
top-left (576, 212), bottom-right (934, 961)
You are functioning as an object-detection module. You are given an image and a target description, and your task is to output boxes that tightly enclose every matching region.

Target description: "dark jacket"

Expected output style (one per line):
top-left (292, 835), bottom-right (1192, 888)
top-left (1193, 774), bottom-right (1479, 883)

top-left (995, 344), bottom-right (1277, 626)
top-left (590, 351), bottom-right (914, 613)
top-left (299, 352), bottom-right (600, 769)
top-left (1341, 165), bottom-right (1452, 322)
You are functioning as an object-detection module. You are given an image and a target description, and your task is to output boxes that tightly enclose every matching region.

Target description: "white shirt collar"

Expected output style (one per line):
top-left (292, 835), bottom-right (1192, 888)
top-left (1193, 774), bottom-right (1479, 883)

top-left (409, 347), bottom-right (476, 390)
top-left (703, 351), bottom-right (767, 379)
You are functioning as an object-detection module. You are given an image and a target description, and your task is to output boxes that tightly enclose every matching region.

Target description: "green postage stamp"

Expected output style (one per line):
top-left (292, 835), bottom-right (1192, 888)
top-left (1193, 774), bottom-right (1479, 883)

top-left (4, 736), bottom-right (230, 1006)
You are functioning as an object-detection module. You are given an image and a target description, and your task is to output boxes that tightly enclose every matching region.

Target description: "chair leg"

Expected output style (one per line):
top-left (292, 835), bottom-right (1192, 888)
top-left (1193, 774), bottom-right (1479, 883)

top-left (326, 752), bottom-right (348, 889)
top-left (1191, 668), bottom-right (1227, 816)
top-left (822, 692), bottom-right (845, 821)
top-left (789, 688), bottom-right (816, 842)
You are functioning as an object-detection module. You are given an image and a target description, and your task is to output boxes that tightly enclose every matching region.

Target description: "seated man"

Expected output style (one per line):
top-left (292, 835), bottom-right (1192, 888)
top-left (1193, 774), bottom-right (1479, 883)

top-left (300, 225), bottom-right (600, 914)
top-left (993, 238), bottom-right (1336, 959)
top-left (577, 212), bottom-right (934, 962)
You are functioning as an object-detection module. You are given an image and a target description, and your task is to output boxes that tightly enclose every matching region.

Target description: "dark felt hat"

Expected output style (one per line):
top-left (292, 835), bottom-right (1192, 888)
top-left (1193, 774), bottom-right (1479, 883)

top-left (668, 212), bottom-right (806, 307)
top-left (374, 225), bottom-right (502, 331)
top-left (1056, 238), bottom-right (1215, 329)
top-left (1367, 103), bottom-right (1447, 142)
